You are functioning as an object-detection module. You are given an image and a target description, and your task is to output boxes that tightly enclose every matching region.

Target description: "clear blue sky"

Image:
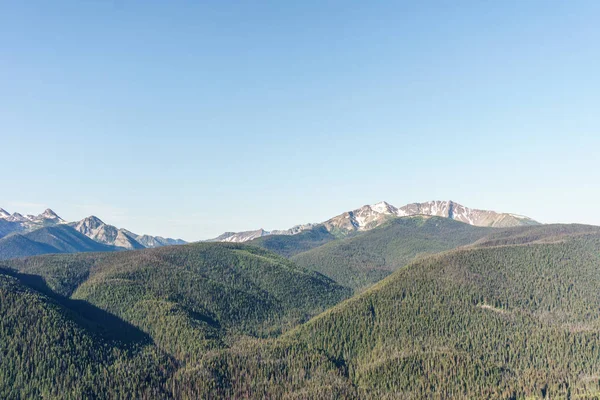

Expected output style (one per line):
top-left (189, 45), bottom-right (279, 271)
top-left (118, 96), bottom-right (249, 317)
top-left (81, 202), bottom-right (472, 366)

top-left (2, 1), bottom-right (599, 240)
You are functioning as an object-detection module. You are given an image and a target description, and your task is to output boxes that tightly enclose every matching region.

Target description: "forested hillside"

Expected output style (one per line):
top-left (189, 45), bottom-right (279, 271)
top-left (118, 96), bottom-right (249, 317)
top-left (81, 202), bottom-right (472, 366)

top-left (3, 224), bottom-right (600, 398)
top-left (250, 224), bottom-right (337, 257)
top-left (2, 242), bottom-right (350, 362)
top-left (285, 226), bottom-right (600, 398)
top-left (291, 216), bottom-right (493, 290)
top-left (0, 269), bottom-right (173, 399)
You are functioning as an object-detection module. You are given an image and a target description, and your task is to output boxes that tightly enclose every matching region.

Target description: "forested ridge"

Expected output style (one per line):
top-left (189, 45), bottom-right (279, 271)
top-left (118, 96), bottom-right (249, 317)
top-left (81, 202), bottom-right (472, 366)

top-left (286, 230), bottom-right (600, 398)
top-left (250, 225), bottom-right (337, 257)
top-left (2, 224), bottom-right (600, 398)
top-left (291, 216), bottom-right (493, 290)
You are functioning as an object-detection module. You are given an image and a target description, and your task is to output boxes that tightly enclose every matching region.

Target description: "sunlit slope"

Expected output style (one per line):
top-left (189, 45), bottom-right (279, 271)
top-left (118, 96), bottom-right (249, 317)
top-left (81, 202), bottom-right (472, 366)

top-left (287, 226), bottom-right (600, 398)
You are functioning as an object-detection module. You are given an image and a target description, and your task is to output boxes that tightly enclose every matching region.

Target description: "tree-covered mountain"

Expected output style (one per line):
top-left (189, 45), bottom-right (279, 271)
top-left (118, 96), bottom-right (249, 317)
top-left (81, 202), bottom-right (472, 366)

top-left (0, 225), bottom-right (118, 260)
top-left (283, 225), bottom-right (600, 398)
top-left (0, 268), bottom-right (174, 399)
top-left (184, 224), bottom-right (600, 398)
top-left (2, 242), bottom-right (350, 362)
top-left (3, 224), bottom-right (600, 398)
top-left (290, 216), bottom-right (493, 290)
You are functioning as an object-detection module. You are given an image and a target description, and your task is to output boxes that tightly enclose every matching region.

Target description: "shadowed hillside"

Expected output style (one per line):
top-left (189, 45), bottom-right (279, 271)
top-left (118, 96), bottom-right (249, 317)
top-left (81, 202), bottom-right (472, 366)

top-left (2, 242), bottom-right (351, 362)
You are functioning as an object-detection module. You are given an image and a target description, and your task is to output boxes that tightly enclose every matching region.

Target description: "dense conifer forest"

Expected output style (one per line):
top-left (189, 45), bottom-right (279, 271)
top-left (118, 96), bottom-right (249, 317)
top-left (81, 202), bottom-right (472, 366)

top-left (2, 221), bottom-right (600, 398)
top-left (291, 216), bottom-right (494, 290)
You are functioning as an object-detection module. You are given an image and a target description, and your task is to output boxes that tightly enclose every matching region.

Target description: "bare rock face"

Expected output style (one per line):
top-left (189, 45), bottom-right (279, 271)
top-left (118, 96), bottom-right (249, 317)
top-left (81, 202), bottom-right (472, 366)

top-left (70, 216), bottom-right (144, 250)
top-left (397, 200), bottom-right (539, 228)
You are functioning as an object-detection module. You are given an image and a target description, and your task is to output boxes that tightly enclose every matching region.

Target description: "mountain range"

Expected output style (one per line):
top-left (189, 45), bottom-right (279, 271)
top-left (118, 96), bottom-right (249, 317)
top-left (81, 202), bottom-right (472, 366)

top-left (0, 225), bottom-right (119, 260)
top-left (0, 208), bottom-right (186, 253)
top-left (211, 200), bottom-right (539, 242)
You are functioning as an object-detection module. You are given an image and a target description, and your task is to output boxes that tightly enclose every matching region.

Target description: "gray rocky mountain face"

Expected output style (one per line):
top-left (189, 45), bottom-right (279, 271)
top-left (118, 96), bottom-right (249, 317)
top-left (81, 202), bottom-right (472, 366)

top-left (0, 207), bottom-right (186, 249)
top-left (212, 200), bottom-right (539, 242)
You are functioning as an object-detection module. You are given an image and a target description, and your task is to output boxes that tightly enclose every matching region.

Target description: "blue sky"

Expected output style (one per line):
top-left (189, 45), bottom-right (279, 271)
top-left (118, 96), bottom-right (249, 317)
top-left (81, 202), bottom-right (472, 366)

top-left (2, 1), bottom-right (599, 240)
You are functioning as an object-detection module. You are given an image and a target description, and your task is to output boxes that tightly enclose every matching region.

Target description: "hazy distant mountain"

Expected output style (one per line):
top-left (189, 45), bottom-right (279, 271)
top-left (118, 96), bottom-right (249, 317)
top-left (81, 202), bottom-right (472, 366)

top-left (0, 208), bottom-right (66, 238)
top-left (0, 219), bottom-right (23, 239)
top-left (212, 200), bottom-right (539, 242)
top-left (209, 224), bottom-right (317, 243)
top-left (70, 216), bottom-right (187, 249)
top-left (0, 225), bottom-right (117, 260)
top-left (0, 207), bottom-right (186, 250)
top-left (127, 232), bottom-right (187, 248)
top-left (70, 216), bottom-right (144, 250)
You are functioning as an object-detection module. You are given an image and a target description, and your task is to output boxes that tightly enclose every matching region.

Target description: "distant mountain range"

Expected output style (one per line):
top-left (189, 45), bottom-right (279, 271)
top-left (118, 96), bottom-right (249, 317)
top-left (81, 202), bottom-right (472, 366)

top-left (0, 225), bottom-right (118, 260)
top-left (0, 208), bottom-right (186, 255)
top-left (210, 200), bottom-right (539, 242)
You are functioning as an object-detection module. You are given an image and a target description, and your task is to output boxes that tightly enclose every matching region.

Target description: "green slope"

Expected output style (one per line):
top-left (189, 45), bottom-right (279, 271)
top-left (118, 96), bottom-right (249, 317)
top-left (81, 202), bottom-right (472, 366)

top-left (0, 269), bottom-right (173, 399)
top-left (249, 224), bottom-right (337, 257)
top-left (291, 216), bottom-right (493, 290)
top-left (3, 242), bottom-right (351, 362)
top-left (284, 225), bottom-right (600, 398)
top-left (5, 223), bottom-right (600, 398)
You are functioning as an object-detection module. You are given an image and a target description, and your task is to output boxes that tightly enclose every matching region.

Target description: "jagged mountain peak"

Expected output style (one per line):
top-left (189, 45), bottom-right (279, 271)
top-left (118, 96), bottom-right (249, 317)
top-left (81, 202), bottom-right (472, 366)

top-left (0, 206), bottom-right (186, 250)
top-left (78, 215), bottom-right (106, 227)
top-left (369, 201), bottom-right (397, 214)
top-left (7, 212), bottom-right (27, 222)
top-left (70, 215), bottom-right (185, 249)
top-left (40, 208), bottom-right (62, 220)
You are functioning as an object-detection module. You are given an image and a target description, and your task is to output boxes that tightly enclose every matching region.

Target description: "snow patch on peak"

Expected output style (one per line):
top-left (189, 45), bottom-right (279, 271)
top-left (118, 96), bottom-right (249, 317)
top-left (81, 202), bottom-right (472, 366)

top-left (370, 201), bottom-right (396, 214)
top-left (41, 208), bottom-right (61, 219)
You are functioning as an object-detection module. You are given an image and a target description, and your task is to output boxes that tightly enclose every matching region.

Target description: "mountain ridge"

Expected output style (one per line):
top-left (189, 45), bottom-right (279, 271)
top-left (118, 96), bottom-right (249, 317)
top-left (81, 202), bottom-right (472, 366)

top-left (0, 207), bottom-right (186, 249)
top-left (212, 200), bottom-right (539, 242)
top-left (0, 225), bottom-right (119, 260)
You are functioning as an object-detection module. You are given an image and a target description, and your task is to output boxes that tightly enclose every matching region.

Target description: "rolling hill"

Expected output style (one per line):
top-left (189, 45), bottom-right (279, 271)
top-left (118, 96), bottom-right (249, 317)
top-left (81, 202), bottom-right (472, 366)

top-left (2, 242), bottom-right (351, 362)
top-left (0, 268), bottom-right (174, 399)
